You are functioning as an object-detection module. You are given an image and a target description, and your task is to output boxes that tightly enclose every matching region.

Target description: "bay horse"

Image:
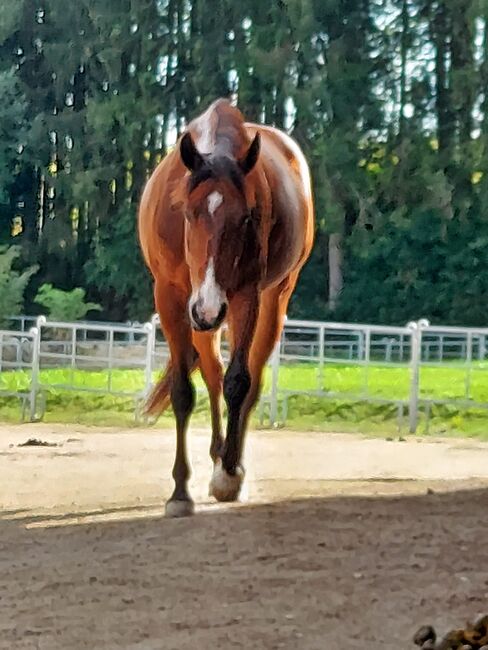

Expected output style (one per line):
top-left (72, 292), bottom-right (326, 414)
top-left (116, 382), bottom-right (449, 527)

top-left (138, 98), bottom-right (314, 517)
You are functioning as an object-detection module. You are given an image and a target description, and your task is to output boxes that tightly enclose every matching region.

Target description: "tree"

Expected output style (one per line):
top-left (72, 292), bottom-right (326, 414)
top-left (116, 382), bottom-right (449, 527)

top-left (0, 246), bottom-right (37, 326)
top-left (34, 284), bottom-right (101, 321)
top-left (0, 70), bottom-right (28, 207)
top-left (0, 0), bottom-right (487, 326)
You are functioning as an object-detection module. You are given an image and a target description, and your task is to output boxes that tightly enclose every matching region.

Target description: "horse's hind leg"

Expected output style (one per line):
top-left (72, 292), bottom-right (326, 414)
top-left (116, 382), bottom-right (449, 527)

top-left (192, 330), bottom-right (224, 461)
top-left (241, 275), bottom-right (298, 431)
top-left (155, 283), bottom-right (196, 518)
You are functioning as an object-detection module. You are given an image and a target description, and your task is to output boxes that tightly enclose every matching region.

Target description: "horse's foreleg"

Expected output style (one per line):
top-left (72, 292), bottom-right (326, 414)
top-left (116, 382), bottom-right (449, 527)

top-left (166, 364), bottom-right (195, 517)
top-left (156, 284), bottom-right (196, 518)
top-left (209, 290), bottom-right (258, 502)
top-left (209, 277), bottom-right (298, 503)
top-left (193, 331), bottom-right (224, 462)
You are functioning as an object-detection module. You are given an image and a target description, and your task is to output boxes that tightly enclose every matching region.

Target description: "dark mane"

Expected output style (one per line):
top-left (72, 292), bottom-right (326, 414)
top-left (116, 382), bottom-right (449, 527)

top-left (187, 154), bottom-right (245, 195)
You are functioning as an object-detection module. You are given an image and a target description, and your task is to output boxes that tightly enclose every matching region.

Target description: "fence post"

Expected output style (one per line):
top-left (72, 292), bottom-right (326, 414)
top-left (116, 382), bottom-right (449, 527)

top-left (318, 325), bottom-right (325, 389)
top-left (143, 321), bottom-right (156, 400)
top-left (408, 321), bottom-right (421, 434)
top-left (363, 327), bottom-right (371, 396)
top-left (269, 338), bottom-right (281, 427)
top-left (29, 326), bottom-right (41, 421)
top-left (465, 331), bottom-right (473, 400)
top-left (480, 334), bottom-right (486, 361)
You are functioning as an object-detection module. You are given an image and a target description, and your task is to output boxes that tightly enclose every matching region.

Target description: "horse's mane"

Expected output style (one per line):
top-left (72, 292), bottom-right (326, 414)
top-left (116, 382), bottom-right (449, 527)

top-left (208, 99), bottom-right (250, 159)
top-left (170, 99), bottom-right (251, 210)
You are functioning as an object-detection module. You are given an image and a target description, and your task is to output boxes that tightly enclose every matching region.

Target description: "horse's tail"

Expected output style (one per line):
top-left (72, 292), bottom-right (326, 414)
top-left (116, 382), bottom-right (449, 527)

top-left (144, 362), bottom-right (174, 416)
top-left (144, 354), bottom-right (199, 416)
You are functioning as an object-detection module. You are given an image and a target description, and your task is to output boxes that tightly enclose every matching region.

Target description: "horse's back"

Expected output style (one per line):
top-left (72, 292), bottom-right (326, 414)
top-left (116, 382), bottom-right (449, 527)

top-left (246, 123), bottom-right (312, 201)
top-left (244, 122), bottom-right (314, 283)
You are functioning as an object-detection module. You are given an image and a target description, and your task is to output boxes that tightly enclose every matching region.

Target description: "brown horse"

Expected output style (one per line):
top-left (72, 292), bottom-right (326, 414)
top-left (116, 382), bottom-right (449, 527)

top-left (138, 98), bottom-right (314, 517)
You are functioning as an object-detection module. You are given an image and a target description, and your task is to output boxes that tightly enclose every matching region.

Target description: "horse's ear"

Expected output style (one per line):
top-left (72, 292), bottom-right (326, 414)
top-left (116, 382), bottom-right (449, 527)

top-left (239, 133), bottom-right (260, 175)
top-left (180, 132), bottom-right (204, 172)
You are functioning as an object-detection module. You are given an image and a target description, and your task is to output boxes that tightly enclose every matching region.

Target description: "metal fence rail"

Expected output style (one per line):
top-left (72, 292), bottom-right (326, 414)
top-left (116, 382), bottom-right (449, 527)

top-left (1, 315), bottom-right (487, 431)
top-left (0, 327), bottom-right (41, 420)
top-left (416, 322), bottom-right (488, 432)
top-left (34, 317), bottom-right (155, 415)
top-left (259, 319), bottom-right (416, 429)
top-left (260, 318), bottom-right (488, 432)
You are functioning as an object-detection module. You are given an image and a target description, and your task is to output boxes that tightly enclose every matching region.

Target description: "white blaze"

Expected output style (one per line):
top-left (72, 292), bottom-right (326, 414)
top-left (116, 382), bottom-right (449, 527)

top-left (195, 258), bottom-right (226, 322)
top-left (207, 191), bottom-right (223, 216)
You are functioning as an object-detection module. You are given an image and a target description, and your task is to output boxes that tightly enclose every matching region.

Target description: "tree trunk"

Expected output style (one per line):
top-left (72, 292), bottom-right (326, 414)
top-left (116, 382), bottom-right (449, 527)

top-left (328, 232), bottom-right (343, 312)
top-left (398, 0), bottom-right (409, 138)
top-left (431, 2), bottom-right (454, 162)
top-left (481, 12), bottom-right (488, 135)
top-left (449, 0), bottom-right (474, 145)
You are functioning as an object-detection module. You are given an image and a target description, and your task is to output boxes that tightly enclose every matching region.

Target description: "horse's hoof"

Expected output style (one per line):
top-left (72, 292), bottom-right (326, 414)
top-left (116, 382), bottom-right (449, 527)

top-left (165, 499), bottom-right (194, 518)
top-left (209, 459), bottom-right (244, 502)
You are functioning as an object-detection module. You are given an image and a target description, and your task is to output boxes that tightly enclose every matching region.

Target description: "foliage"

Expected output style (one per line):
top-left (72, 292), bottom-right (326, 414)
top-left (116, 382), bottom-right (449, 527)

top-left (0, 1), bottom-right (487, 325)
top-left (34, 284), bottom-right (101, 321)
top-left (0, 70), bottom-right (27, 207)
top-left (0, 246), bottom-right (37, 327)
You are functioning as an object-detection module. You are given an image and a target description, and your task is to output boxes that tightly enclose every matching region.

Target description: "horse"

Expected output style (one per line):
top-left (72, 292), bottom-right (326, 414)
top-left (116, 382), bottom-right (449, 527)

top-left (138, 98), bottom-right (314, 517)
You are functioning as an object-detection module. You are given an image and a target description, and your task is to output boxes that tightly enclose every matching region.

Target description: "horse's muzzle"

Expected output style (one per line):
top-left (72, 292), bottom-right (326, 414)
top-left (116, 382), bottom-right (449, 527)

top-left (190, 301), bottom-right (227, 332)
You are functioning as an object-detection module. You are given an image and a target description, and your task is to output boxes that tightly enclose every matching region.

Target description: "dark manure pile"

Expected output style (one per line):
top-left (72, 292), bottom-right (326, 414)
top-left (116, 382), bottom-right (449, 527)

top-left (414, 615), bottom-right (488, 650)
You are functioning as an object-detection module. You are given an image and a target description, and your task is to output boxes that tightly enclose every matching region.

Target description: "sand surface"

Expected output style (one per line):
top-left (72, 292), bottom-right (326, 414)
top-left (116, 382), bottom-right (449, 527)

top-left (1, 423), bottom-right (488, 649)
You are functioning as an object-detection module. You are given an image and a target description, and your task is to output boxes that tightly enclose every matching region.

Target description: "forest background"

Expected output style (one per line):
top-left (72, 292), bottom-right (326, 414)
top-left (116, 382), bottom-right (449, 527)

top-left (1, 0), bottom-right (487, 326)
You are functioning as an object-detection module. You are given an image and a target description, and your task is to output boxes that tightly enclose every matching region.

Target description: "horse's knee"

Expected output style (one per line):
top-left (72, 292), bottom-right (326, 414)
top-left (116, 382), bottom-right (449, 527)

top-left (171, 370), bottom-right (195, 420)
top-left (224, 353), bottom-right (250, 412)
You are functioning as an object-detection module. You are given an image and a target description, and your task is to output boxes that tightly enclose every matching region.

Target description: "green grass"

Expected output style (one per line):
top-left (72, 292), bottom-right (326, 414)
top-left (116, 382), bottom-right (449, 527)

top-left (0, 362), bottom-right (487, 438)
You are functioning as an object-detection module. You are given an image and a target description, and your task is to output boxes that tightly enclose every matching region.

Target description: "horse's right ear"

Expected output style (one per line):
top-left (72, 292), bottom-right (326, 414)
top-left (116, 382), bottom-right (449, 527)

top-left (180, 132), bottom-right (204, 172)
top-left (239, 132), bottom-right (260, 175)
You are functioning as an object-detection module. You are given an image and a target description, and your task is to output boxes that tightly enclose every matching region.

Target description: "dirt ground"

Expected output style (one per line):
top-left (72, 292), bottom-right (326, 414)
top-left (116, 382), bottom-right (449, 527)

top-left (1, 423), bottom-right (488, 650)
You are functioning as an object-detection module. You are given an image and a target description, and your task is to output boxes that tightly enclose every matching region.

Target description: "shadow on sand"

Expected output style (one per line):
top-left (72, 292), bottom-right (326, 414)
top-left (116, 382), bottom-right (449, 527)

top-left (1, 487), bottom-right (488, 650)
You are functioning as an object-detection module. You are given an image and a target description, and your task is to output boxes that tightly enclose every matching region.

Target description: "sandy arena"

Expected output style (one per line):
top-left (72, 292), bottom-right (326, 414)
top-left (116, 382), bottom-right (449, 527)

top-left (1, 423), bottom-right (488, 649)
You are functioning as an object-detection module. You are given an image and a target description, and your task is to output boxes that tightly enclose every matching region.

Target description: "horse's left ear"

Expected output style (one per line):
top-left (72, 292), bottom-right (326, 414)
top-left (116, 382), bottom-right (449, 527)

top-left (180, 132), bottom-right (204, 172)
top-left (239, 133), bottom-right (260, 175)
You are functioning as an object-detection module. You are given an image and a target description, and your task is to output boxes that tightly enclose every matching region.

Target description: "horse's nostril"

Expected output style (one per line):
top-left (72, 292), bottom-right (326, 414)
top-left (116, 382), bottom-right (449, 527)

top-left (190, 300), bottom-right (227, 331)
top-left (217, 302), bottom-right (227, 323)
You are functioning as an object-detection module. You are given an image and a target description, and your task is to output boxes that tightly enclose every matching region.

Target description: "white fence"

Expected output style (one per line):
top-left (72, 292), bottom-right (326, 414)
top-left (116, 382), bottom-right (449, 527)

top-left (0, 317), bottom-right (157, 422)
top-left (0, 315), bottom-right (487, 432)
top-left (0, 327), bottom-right (41, 420)
top-left (259, 318), bottom-right (488, 432)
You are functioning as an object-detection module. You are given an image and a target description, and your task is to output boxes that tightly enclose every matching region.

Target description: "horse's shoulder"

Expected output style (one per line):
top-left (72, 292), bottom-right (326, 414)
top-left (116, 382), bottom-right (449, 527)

top-left (139, 148), bottom-right (187, 269)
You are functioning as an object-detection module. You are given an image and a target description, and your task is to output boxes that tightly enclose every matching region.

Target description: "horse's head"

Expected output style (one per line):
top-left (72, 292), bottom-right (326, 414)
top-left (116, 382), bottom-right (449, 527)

top-left (179, 130), bottom-right (261, 332)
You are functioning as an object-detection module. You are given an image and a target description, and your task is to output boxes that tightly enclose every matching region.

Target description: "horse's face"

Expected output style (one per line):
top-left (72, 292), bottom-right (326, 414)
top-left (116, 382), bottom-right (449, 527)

top-left (179, 132), bottom-right (260, 332)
